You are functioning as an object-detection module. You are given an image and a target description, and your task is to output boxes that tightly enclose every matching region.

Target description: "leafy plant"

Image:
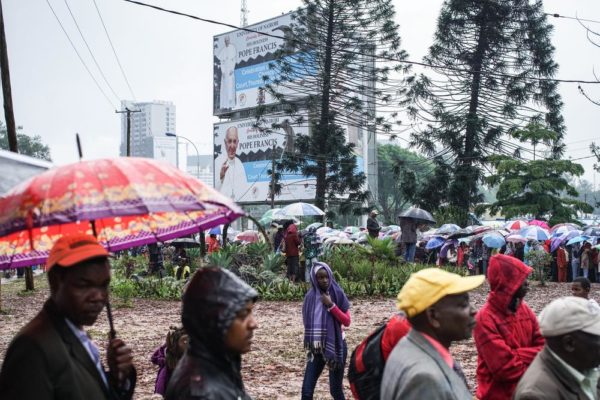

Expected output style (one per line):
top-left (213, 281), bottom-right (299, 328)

top-left (207, 251), bottom-right (233, 270)
top-left (112, 255), bottom-right (147, 278)
top-left (525, 249), bottom-right (553, 286)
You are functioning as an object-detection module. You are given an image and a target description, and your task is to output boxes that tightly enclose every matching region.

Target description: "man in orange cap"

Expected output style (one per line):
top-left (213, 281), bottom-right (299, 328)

top-left (0, 233), bottom-right (136, 399)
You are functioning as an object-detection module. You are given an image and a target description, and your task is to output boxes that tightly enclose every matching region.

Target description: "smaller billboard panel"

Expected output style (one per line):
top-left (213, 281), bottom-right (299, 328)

top-left (213, 115), bottom-right (315, 203)
top-left (214, 13), bottom-right (296, 115)
top-left (152, 136), bottom-right (177, 167)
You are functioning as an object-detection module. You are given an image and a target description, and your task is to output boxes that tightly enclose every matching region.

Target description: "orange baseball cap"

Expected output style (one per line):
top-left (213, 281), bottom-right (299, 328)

top-left (46, 233), bottom-right (109, 269)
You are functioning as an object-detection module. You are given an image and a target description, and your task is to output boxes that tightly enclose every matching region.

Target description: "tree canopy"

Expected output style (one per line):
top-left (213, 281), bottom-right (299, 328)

top-left (0, 123), bottom-right (51, 161)
top-left (406, 0), bottom-right (564, 225)
top-left (482, 156), bottom-right (592, 225)
top-left (260, 0), bottom-right (410, 216)
top-left (377, 144), bottom-right (434, 224)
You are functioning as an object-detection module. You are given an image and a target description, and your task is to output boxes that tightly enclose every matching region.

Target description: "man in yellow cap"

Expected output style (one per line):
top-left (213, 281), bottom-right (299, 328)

top-left (0, 233), bottom-right (136, 399)
top-left (380, 268), bottom-right (484, 400)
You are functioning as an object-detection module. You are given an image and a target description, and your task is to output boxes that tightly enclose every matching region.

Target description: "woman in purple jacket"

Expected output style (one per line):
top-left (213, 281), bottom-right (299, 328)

top-left (151, 326), bottom-right (188, 396)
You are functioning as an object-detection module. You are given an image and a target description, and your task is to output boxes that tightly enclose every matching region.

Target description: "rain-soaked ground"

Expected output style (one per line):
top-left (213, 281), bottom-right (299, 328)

top-left (0, 276), bottom-right (590, 399)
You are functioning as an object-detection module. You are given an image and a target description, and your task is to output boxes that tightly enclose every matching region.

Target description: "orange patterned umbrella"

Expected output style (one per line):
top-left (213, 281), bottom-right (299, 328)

top-left (0, 157), bottom-right (243, 269)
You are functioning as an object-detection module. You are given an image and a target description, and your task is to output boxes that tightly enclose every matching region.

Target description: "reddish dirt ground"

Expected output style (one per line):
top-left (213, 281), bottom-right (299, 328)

top-left (0, 278), bottom-right (592, 399)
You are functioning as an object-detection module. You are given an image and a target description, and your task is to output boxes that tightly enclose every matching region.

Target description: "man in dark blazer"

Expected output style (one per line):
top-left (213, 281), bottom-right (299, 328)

top-left (0, 233), bottom-right (136, 399)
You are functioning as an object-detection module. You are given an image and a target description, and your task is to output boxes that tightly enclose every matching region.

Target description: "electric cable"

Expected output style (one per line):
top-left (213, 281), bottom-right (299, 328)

top-left (45, 0), bottom-right (116, 109)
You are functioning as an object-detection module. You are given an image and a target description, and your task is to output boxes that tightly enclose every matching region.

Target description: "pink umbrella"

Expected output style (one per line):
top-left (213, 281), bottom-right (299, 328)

top-left (550, 223), bottom-right (580, 233)
top-left (529, 219), bottom-right (550, 230)
top-left (236, 230), bottom-right (259, 243)
top-left (504, 220), bottom-right (528, 231)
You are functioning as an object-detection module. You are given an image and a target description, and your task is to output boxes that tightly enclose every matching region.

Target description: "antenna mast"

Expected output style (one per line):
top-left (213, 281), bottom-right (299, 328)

top-left (240, 0), bottom-right (248, 27)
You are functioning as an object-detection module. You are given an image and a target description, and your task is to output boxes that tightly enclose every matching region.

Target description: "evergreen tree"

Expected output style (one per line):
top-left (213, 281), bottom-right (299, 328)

top-left (406, 0), bottom-right (564, 225)
top-left (0, 122), bottom-right (51, 161)
top-left (482, 155), bottom-right (592, 225)
top-left (481, 127), bottom-right (592, 225)
top-left (260, 0), bottom-right (410, 215)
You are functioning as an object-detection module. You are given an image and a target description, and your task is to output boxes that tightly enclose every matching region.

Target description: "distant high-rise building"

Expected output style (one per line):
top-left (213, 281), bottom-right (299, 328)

top-left (119, 100), bottom-right (177, 166)
top-left (186, 154), bottom-right (214, 188)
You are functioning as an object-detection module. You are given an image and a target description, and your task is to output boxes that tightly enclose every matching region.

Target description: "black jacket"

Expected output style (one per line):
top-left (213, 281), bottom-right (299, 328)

top-left (0, 300), bottom-right (136, 400)
top-left (166, 268), bottom-right (257, 400)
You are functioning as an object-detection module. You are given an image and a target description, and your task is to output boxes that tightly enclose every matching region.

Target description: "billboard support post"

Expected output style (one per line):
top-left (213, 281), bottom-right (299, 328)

top-left (270, 143), bottom-right (275, 209)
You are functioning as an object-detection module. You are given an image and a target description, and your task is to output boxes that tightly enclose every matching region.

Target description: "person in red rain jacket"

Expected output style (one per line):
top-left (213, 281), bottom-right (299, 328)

top-left (474, 254), bottom-right (544, 400)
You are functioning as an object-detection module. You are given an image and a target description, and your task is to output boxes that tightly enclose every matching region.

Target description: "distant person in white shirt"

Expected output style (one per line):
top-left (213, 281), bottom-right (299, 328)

top-left (217, 36), bottom-right (237, 110)
top-left (215, 127), bottom-right (248, 200)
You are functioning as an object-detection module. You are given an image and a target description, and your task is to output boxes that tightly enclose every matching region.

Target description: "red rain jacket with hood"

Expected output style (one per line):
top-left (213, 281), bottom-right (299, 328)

top-left (474, 254), bottom-right (544, 400)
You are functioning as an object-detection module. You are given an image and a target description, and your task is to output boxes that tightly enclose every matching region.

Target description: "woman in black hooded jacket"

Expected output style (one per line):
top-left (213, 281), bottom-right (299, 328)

top-left (166, 267), bottom-right (259, 400)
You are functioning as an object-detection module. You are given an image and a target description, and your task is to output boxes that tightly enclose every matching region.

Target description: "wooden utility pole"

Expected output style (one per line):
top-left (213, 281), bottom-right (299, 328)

top-left (116, 108), bottom-right (141, 156)
top-left (270, 143), bottom-right (276, 209)
top-left (0, 0), bottom-right (34, 293)
top-left (0, 0), bottom-right (15, 153)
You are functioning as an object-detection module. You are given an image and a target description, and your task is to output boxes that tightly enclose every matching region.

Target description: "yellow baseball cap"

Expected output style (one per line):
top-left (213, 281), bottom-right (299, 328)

top-left (397, 268), bottom-right (485, 318)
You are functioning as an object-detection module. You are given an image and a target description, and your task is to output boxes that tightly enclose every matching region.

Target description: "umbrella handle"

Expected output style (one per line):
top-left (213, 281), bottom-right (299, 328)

top-left (106, 301), bottom-right (116, 339)
top-left (76, 133), bottom-right (83, 160)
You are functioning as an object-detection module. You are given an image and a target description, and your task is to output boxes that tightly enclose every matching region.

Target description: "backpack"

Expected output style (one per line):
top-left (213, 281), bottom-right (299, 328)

top-left (347, 323), bottom-right (388, 400)
top-left (348, 314), bottom-right (410, 400)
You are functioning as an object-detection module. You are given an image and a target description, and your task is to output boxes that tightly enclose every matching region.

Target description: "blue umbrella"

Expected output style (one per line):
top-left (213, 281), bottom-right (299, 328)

top-left (482, 232), bottom-right (506, 249)
top-left (566, 235), bottom-right (591, 246)
top-left (426, 236), bottom-right (445, 250)
top-left (209, 226), bottom-right (221, 235)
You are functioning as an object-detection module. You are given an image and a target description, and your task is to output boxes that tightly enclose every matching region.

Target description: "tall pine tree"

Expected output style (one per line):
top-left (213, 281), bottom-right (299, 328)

top-left (406, 0), bottom-right (564, 225)
top-left (260, 0), bottom-right (410, 215)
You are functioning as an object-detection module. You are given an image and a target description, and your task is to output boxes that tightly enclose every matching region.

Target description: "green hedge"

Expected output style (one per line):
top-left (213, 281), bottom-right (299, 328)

top-left (110, 240), bottom-right (466, 302)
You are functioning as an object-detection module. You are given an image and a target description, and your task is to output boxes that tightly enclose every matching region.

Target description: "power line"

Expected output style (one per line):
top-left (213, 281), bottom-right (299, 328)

top-left (45, 0), bottom-right (115, 109)
top-left (92, 0), bottom-right (136, 101)
top-left (63, 0), bottom-right (121, 103)
top-left (121, 0), bottom-right (600, 85)
top-left (546, 12), bottom-right (600, 25)
top-left (570, 154), bottom-right (597, 161)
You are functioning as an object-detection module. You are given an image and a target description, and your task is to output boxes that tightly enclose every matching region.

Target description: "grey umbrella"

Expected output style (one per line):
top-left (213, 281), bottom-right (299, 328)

top-left (398, 207), bottom-right (436, 225)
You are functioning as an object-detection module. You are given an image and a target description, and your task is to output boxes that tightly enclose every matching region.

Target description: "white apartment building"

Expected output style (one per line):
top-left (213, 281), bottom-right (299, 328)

top-left (119, 100), bottom-right (177, 165)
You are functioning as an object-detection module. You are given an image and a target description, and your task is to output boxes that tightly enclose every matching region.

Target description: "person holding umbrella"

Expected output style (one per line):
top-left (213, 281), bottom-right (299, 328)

top-left (398, 208), bottom-right (435, 263)
top-left (0, 233), bottom-right (136, 399)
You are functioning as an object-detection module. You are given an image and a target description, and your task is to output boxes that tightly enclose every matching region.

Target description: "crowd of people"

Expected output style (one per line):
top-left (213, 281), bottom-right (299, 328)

top-left (1, 232), bottom-right (600, 399)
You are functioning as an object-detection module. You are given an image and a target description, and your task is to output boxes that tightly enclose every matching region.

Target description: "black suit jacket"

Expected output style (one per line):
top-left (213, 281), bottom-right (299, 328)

top-left (0, 300), bottom-right (136, 400)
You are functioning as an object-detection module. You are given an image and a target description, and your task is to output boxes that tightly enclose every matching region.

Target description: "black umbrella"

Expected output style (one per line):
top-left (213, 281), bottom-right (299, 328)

top-left (398, 207), bottom-right (436, 225)
top-left (166, 238), bottom-right (202, 248)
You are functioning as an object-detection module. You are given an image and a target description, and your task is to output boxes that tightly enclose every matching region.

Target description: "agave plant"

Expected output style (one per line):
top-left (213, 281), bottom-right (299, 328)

top-left (262, 253), bottom-right (284, 274)
top-left (207, 251), bottom-right (233, 270)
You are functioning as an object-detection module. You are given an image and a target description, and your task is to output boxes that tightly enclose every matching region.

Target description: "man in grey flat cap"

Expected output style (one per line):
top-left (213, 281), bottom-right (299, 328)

top-left (514, 296), bottom-right (600, 400)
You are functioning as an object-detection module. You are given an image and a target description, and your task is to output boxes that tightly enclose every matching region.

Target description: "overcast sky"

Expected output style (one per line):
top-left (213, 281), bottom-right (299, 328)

top-left (3, 0), bottom-right (600, 185)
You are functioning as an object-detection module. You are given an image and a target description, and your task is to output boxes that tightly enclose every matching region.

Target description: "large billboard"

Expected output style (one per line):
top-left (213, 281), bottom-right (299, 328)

top-left (213, 115), bottom-right (315, 203)
top-left (213, 14), bottom-right (293, 115)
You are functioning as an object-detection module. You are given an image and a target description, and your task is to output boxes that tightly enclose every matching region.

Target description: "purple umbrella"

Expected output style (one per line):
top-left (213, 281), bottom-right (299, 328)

top-left (439, 239), bottom-right (459, 258)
